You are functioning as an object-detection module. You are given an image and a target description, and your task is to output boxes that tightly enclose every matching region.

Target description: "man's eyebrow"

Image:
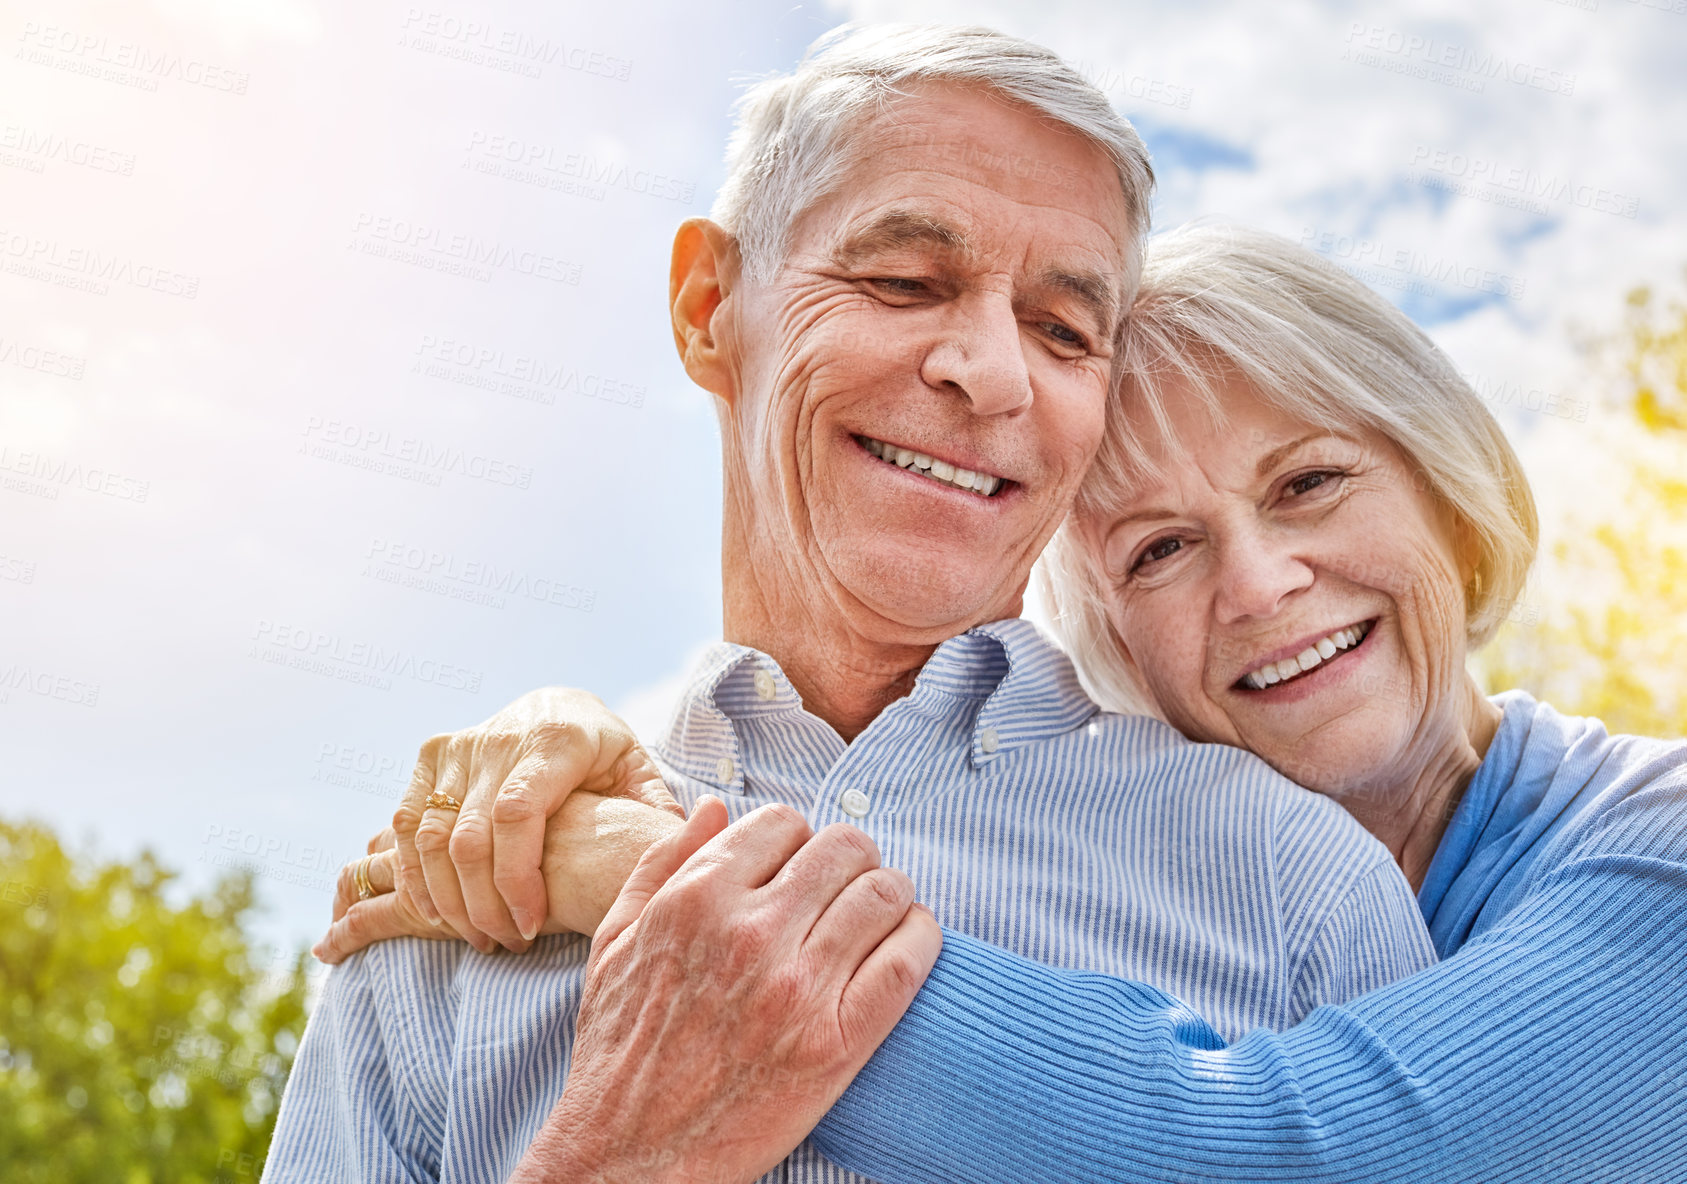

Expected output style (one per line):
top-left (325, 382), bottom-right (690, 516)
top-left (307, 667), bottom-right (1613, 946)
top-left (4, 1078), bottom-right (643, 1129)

top-left (1035, 266), bottom-right (1121, 337)
top-left (830, 210), bottom-right (973, 267)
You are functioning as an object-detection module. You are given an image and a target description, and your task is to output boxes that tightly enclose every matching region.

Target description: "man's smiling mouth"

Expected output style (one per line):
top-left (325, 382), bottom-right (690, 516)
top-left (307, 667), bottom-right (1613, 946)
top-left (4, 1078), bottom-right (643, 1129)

top-left (854, 434), bottom-right (1007, 497)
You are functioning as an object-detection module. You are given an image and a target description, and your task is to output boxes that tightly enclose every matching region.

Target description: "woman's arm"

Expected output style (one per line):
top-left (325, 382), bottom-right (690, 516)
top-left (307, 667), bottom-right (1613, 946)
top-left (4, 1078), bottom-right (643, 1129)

top-left (813, 801), bottom-right (1687, 1182)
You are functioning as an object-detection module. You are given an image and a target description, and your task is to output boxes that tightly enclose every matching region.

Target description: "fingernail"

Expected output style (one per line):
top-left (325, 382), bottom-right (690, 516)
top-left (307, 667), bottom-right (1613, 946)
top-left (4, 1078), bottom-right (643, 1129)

top-left (514, 910), bottom-right (539, 942)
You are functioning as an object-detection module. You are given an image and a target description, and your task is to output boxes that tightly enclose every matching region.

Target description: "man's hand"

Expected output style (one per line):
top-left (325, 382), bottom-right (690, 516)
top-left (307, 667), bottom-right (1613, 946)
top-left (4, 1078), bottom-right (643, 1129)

top-left (512, 797), bottom-right (944, 1184)
top-left (315, 794), bottom-right (684, 964)
top-left (390, 687), bottom-right (682, 954)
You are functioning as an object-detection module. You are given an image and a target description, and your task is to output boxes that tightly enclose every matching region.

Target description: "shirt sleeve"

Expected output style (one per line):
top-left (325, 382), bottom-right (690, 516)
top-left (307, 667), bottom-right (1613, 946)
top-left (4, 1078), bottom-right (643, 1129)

top-left (262, 948), bottom-right (441, 1184)
top-left (811, 804), bottom-right (1687, 1182)
top-left (1290, 859), bottom-right (1438, 1020)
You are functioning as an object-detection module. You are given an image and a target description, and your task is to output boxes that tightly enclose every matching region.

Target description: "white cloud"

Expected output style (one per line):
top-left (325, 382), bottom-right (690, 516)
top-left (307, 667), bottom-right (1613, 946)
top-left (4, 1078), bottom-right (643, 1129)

top-left (3, 0), bottom-right (1680, 951)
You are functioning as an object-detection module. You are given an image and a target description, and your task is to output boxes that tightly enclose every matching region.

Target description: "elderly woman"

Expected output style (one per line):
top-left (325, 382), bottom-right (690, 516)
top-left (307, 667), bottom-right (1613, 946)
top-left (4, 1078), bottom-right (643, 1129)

top-left (321, 225), bottom-right (1687, 1179)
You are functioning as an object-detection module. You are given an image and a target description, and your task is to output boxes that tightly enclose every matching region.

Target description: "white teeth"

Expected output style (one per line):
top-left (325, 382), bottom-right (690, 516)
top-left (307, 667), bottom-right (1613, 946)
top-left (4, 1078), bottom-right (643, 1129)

top-left (857, 435), bottom-right (1003, 498)
top-left (1241, 621), bottom-right (1372, 691)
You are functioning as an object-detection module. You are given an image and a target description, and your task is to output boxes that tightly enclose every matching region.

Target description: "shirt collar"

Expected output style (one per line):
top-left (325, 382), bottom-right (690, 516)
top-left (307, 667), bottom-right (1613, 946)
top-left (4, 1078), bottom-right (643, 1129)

top-left (650, 617), bottom-right (1100, 788)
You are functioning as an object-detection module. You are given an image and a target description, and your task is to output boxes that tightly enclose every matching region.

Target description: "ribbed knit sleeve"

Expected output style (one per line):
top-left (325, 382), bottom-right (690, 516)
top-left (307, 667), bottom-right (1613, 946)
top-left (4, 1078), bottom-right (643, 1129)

top-left (813, 834), bottom-right (1687, 1181)
top-left (1290, 859), bottom-right (1438, 1020)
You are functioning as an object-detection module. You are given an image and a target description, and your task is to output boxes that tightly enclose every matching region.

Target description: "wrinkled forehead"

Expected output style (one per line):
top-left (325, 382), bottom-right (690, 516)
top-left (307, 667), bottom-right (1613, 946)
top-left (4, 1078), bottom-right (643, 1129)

top-left (790, 86), bottom-right (1132, 286)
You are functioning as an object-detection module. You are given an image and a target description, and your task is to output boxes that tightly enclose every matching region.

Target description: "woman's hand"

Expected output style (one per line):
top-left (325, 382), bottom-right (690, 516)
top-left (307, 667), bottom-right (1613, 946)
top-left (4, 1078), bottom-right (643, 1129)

top-left (314, 826), bottom-right (466, 962)
top-left (316, 793), bottom-right (687, 964)
top-left (390, 687), bottom-right (684, 955)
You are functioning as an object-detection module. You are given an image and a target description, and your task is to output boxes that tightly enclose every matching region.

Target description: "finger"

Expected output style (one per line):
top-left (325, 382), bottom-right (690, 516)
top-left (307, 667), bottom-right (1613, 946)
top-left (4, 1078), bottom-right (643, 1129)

top-left (417, 744), bottom-right (496, 955)
top-left (312, 892), bottom-right (461, 965)
top-left (488, 721), bottom-right (666, 943)
top-left (331, 849), bottom-right (399, 923)
top-left (803, 866), bottom-right (915, 994)
top-left (681, 801), bottom-right (814, 892)
top-left (366, 826), bottom-right (396, 856)
top-left (835, 903), bottom-right (942, 1064)
top-left (765, 822), bottom-right (883, 920)
top-left (451, 758), bottom-right (527, 952)
top-left (393, 736), bottom-right (446, 925)
top-left (488, 755), bottom-right (554, 943)
top-left (593, 795), bottom-right (730, 953)
top-left (612, 750), bottom-right (686, 817)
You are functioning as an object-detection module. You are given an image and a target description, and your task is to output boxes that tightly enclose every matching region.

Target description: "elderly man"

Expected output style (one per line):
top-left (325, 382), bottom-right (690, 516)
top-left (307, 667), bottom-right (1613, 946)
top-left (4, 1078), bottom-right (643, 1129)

top-left (265, 25), bottom-right (1436, 1183)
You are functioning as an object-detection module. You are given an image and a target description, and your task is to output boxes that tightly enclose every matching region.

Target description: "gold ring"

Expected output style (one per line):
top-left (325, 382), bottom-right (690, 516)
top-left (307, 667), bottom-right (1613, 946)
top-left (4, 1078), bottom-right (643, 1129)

top-left (425, 791), bottom-right (463, 811)
top-left (352, 854), bottom-right (377, 901)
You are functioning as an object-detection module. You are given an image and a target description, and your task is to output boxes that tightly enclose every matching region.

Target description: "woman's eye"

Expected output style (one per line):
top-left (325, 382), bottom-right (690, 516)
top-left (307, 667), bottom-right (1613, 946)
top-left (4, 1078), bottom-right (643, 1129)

top-left (1286, 470), bottom-right (1340, 497)
top-left (1043, 322), bottom-right (1085, 347)
top-left (1132, 535), bottom-right (1185, 570)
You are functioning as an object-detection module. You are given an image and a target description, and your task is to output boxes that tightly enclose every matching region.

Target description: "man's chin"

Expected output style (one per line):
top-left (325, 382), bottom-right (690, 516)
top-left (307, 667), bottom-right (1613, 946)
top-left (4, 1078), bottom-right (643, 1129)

top-left (831, 553), bottom-right (1023, 637)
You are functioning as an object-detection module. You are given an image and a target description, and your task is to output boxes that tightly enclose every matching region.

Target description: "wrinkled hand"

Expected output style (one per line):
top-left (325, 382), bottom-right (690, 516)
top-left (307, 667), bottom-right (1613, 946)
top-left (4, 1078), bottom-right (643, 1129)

top-left (512, 797), bottom-right (944, 1184)
top-left (316, 794), bottom-right (684, 964)
top-left (391, 687), bottom-right (682, 954)
top-left (313, 826), bottom-right (464, 963)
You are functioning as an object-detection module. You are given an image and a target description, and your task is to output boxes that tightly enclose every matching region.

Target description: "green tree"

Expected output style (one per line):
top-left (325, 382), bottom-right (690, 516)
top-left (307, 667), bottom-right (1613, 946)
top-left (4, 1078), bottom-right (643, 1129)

top-left (0, 820), bottom-right (308, 1183)
top-left (1475, 284), bottom-right (1687, 738)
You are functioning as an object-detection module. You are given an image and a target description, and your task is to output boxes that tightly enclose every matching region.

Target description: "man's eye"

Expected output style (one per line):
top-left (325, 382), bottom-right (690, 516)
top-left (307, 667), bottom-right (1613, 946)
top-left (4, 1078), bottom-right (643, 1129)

top-left (1132, 535), bottom-right (1184, 570)
top-left (869, 277), bottom-right (927, 295)
top-left (1043, 322), bottom-right (1085, 347)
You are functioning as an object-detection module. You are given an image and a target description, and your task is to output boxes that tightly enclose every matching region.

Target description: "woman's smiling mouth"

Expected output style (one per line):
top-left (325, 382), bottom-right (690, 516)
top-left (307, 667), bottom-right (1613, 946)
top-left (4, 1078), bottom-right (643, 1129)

top-left (1236, 619), bottom-right (1377, 690)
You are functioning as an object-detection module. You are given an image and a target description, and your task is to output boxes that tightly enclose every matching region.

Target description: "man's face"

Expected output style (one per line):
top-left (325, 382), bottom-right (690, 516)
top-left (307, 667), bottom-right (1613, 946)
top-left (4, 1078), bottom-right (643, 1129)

top-left (718, 84), bottom-right (1131, 638)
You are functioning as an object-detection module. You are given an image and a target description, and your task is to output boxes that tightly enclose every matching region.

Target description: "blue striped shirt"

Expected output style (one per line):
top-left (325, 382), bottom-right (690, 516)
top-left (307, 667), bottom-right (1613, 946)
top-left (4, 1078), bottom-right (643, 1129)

top-left (264, 618), bottom-right (1435, 1183)
top-left (811, 691), bottom-right (1687, 1182)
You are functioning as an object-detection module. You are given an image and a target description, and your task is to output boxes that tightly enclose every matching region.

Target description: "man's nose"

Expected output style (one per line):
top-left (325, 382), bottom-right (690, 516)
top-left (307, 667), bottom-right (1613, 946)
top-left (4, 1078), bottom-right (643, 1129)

top-left (1212, 530), bottom-right (1316, 626)
top-left (919, 292), bottom-right (1034, 416)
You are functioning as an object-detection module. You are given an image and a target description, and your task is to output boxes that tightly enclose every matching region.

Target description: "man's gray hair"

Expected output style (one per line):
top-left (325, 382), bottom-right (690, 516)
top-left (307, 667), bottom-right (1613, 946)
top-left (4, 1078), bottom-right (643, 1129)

top-left (710, 23), bottom-right (1155, 299)
top-left (1038, 222), bottom-right (1540, 716)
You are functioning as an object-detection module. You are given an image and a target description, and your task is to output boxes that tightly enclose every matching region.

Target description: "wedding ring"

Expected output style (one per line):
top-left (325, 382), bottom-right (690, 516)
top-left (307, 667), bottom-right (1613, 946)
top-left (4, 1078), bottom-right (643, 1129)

top-left (352, 854), bottom-right (377, 901)
top-left (425, 791), bottom-right (463, 811)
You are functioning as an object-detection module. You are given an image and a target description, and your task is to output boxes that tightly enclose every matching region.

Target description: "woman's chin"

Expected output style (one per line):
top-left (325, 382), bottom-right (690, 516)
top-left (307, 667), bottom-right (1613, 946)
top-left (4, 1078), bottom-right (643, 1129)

top-left (1239, 711), bottom-right (1414, 803)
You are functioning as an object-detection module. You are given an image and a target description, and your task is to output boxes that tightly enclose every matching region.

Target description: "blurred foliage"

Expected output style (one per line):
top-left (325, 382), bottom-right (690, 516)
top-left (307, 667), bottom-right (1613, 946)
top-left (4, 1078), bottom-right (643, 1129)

top-left (1476, 284), bottom-right (1687, 738)
top-left (0, 820), bottom-right (308, 1183)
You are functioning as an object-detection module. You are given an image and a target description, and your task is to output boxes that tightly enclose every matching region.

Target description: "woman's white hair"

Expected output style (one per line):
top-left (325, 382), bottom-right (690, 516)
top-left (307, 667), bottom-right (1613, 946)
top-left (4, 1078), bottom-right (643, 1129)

top-left (1037, 221), bottom-right (1540, 717)
top-left (710, 23), bottom-right (1155, 295)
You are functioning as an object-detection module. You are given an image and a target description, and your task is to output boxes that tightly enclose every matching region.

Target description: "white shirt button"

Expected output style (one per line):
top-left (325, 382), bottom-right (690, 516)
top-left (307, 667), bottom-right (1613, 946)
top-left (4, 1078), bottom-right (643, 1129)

top-left (980, 726), bottom-right (1000, 754)
top-left (839, 787), bottom-right (871, 818)
top-left (754, 669), bottom-right (777, 701)
top-left (715, 756), bottom-right (735, 783)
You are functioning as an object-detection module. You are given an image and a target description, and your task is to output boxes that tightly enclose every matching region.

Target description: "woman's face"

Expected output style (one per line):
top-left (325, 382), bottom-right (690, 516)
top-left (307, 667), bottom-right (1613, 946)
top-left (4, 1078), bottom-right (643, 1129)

top-left (1079, 373), bottom-right (1474, 806)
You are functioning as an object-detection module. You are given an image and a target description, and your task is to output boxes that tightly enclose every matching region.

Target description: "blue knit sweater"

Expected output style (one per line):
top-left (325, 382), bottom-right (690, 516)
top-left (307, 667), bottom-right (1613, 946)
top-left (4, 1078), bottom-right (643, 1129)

top-left (812, 692), bottom-right (1687, 1182)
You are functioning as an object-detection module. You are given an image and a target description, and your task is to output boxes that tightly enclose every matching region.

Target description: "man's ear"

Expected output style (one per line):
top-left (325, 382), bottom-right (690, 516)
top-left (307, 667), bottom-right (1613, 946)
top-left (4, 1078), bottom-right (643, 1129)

top-left (670, 219), bottom-right (739, 403)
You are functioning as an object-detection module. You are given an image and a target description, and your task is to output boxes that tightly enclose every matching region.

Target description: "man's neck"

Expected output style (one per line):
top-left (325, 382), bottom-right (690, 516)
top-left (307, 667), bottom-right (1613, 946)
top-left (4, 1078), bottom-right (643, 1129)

top-left (719, 528), bottom-right (1014, 743)
top-left (727, 613), bottom-right (935, 743)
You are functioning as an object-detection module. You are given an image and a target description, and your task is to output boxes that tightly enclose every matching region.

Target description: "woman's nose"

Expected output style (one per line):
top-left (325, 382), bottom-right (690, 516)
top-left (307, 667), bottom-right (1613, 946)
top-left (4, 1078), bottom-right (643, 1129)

top-left (1211, 532), bottom-right (1316, 625)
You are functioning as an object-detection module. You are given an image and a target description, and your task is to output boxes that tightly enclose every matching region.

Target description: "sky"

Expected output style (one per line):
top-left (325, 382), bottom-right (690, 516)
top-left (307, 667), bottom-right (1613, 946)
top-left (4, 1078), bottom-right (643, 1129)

top-left (2, 0), bottom-right (1683, 959)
